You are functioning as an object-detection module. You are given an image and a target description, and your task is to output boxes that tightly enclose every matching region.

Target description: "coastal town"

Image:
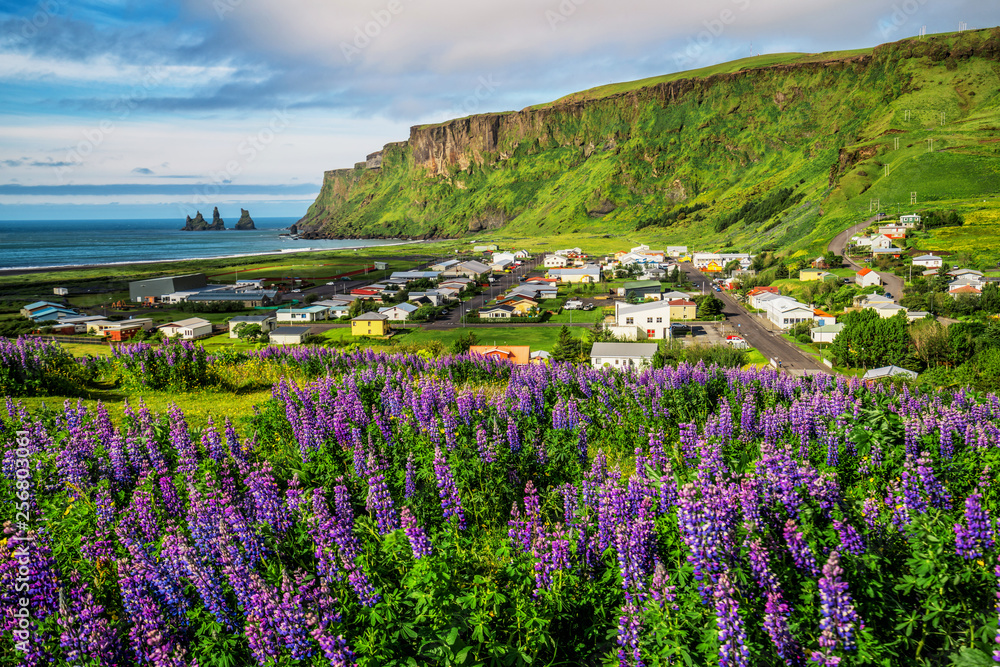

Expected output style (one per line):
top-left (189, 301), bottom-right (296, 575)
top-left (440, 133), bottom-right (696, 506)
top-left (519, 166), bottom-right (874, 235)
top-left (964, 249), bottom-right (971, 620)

top-left (11, 211), bottom-right (985, 382)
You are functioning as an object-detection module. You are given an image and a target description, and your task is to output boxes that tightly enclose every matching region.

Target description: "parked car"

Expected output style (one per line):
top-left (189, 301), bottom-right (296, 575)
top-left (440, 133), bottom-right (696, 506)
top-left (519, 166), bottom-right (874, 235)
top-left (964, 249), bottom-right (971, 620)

top-left (564, 300), bottom-right (584, 310)
top-left (582, 303), bottom-right (595, 311)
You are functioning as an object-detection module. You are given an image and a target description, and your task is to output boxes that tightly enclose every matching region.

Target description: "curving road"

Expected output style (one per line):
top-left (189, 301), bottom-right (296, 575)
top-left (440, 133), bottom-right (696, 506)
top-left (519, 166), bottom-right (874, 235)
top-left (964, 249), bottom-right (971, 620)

top-left (680, 263), bottom-right (830, 375)
top-left (828, 217), bottom-right (903, 301)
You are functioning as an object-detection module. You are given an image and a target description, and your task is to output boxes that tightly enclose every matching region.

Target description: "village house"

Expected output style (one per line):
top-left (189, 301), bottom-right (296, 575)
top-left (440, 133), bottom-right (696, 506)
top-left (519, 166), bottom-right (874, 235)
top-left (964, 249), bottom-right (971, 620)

top-left (590, 342), bottom-right (658, 369)
top-left (812, 309), bottom-right (837, 327)
top-left (157, 317), bottom-right (213, 340)
top-left (747, 286), bottom-right (781, 310)
top-left (269, 326), bottom-right (313, 346)
top-left (949, 284), bottom-right (982, 298)
top-left (869, 234), bottom-right (895, 250)
top-left (666, 298), bottom-right (697, 321)
top-left (810, 323), bottom-right (844, 345)
top-left (547, 264), bottom-right (601, 284)
top-left (799, 269), bottom-right (835, 282)
top-left (350, 312), bottom-right (390, 336)
top-left (622, 280), bottom-right (663, 300)
top-left (227, 314), bottom-right (277, 338)
top-left (543, 254), bottom-right (570, 268)
top-left (863, 365), bottom-right (918, 382)
top-left (468, 345), bottom-right (531, 365)
top-left (445, 260), bottom-right (491, 279)
top-left (276, 305), bottom-right (330, 323)
top-left (911, 254), bottom-right (943, 269)
top-left (898, 214), bottom-right (921, 228)
top-left (855, 268), bottom-right (882, 288)
top-left (478, 304), bottom-right (516, 319)
top-left (429, 259), bottom-right (460, 272)
top-left (873, 247), bottom-right (903, 259)
top-left (378, 302), bottom-right (420, 321)
top-left (614, 301), bottom-right (672, 340)
top-left (666, 246), bottom-right (688, 258)
top-left (877, 224), bottom-right (908, 239)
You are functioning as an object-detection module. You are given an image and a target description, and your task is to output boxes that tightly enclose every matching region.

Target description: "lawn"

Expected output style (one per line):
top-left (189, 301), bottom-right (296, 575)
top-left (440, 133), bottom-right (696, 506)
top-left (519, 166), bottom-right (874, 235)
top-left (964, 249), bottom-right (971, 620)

top-left (391, 325), bottom-right (587, 351)
top-left (545, 310), bottom-right (603, 324)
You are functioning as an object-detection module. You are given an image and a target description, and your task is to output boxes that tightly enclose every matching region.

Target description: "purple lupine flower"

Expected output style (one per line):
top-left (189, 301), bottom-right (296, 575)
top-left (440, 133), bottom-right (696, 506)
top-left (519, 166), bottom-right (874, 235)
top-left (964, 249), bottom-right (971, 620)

top-left (764, 589), bottom-right (805, 667)
top-left (404, 452), bottom-right (417, 499)
top-left (401, 506), bottom-right (433, 559)
top-left (433, 446), bottom-right (466, 529)
top-left (57, 571), bottom-right (122, 666)
top-left (814, 551), bottom-right (862, 664)
top-left (245, 459), bottom-right (292, 535)
top-left (833, 519), bottom-right (866, 557)
top-left (532, 524), bottom-right (571, 596)
top-left (614, 504), bottom-right (655, 603)
top-left (916, 451), bottom-right (952, 510)
top-left (649, 560), bottom-right (676, 609)
top-left (955, 493), bottom-right (995, 559)
top-left (783, 519), bottom-right (820, 577)
top-left (714, 571), bottom-right (749, 667)
top-left (616, 602), bottom-right (644, 667)
top-left (365, 471), bottom-right (399, 534)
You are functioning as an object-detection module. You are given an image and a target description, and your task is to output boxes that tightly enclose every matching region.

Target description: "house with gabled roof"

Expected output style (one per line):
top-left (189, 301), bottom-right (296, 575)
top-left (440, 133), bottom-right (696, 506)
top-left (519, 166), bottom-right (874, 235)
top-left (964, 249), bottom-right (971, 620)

top-left (590, 342), bottom-right (658, 369)
top-left (378, 302), bottom-right (419, 321)
top-left (350, 312), bottom-right (390, 336)
top-left (468, 345), bottom-right (531, 365)
top-left (912, 254), bottom-right (943, 269)
top-left (855, 268), bottom-right (882, 288)
top-left (478, 304), bottom-right (516, 319)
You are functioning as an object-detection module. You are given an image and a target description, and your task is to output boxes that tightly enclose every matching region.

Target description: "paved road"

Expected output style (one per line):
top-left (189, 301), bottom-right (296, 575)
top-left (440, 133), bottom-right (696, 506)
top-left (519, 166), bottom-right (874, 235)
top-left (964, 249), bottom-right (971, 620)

top-left (679, 263), bottom-right (829, 375)
top-left (828, 216), bottom-right (903, 301)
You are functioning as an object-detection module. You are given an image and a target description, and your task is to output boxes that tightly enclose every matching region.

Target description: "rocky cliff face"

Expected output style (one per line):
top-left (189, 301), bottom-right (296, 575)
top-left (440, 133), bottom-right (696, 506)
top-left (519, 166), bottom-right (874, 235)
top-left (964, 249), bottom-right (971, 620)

top-left (235, 208), bottom-right (257, 230)
top-left (296, 29), bottom-right (1000, 252)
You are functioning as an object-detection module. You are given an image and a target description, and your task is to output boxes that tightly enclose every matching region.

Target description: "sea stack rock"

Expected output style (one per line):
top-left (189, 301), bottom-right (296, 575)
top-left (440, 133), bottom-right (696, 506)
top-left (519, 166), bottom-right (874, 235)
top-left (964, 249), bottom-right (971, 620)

top-left (235, 208), bottom-right (256, 230)
top-left (181, 211), bottom-right (209, 230)
top-left (209, 206), bottom-right (225, 230)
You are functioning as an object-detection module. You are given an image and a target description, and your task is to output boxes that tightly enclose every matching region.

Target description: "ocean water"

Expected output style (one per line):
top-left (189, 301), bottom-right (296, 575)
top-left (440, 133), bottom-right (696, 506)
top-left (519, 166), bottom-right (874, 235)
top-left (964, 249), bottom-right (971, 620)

top-left (0, 218), bottom-right (405, 270)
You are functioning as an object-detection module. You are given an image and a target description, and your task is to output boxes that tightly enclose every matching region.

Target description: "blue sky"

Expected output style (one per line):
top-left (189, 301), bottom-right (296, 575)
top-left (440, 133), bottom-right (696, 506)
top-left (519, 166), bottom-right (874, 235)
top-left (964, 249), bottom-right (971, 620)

top-left (0, 0), bottom-right (994, 220)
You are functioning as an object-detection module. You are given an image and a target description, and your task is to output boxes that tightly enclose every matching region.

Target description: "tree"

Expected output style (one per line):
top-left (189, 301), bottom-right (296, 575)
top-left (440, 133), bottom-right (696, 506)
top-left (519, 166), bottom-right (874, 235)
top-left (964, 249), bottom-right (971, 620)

top-left (551, 326), bottom-right (584, 363)
top-left (349, 299), bottom-right (377, 318)
top-left (775, 263), bottom-right (789, 279)
top-left (670, 266), bottom-right (681, 283)
top-left (235, 323), bottom-right (264, 343)
top-left (451, 331), bottom-right (479, 354)
top-left (410, 305), bottom-right (438, 322)
top-left (696, 293), bottom-right (724, 319)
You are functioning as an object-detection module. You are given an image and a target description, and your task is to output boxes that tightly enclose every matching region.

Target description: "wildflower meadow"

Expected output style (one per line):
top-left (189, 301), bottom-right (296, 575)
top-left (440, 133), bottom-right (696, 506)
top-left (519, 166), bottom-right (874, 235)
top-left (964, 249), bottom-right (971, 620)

top-left (1, 338), bottom-right (1000, 666)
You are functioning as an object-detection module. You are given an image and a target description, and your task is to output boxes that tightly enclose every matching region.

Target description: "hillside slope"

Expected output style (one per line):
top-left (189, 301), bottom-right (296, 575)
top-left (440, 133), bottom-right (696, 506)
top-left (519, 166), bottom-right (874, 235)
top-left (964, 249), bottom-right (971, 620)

top-left (298, 29), bottom-right (1000, 255)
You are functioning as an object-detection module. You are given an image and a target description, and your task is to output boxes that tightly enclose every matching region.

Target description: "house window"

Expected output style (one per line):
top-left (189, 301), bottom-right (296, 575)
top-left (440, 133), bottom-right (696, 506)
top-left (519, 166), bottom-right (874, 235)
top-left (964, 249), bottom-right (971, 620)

top-left (647, 329), bottom-right (655, 338)
top-left (656, 317), bottom-right (662, 323)
top-left (647, 317), bottom-right (653, 323)
top-left (625, 317), bottom-right (634, 325)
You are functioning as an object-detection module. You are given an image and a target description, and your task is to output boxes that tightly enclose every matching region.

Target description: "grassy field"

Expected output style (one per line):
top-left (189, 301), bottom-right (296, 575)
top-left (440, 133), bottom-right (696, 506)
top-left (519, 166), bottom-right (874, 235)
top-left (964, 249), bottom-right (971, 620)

top-left (393, 325), bottom-right (586, 350)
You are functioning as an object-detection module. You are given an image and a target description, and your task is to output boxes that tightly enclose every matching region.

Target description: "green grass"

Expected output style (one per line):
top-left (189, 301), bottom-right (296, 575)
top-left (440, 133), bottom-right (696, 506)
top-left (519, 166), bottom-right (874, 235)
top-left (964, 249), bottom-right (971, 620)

top-left (391, 325), bottom-right (587, 351)
top-left (743, 349), bottom-right (769, 367)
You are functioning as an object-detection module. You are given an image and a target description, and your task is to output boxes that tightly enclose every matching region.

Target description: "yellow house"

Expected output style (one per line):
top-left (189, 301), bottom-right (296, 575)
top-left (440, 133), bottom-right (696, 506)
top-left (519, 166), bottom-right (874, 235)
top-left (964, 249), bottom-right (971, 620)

top-left (499, 298), bottom-right (537, 316)
top-left (703, 261), bottom-right (723, 273)
top-left (351, 312), bottom-right (390, 336)
top-left (666, 298), bottom-right (697, 321)
top-left (799, 268), bottom-right (828, 282)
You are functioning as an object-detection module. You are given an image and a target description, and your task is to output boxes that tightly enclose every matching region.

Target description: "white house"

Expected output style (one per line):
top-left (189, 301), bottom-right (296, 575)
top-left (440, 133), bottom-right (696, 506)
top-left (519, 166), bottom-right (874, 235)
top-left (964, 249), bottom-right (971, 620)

top-left (548, 264), bottom-right (601, 284)
top-left (898, 214), bottom-right (921, 228)
top-left (228, 314), bottom-right (277, 338)
top-left (446, 260), bottom-right (491, 279)
top-left (755, 293), bottom-right (813, 329)
top-left (590, 342), bottom-right (658, 369)
top-left (855, 268), bottom-right (882, 288)
top-left (614, 301), bottom-right (672, 340)
top-left (872, 303), bottom-right (909, 319)
top-left (269, 326), bottom-right (312, 346)
top-left (492, 251), bottom-right (517, 265)
top-left (276, 305), bottom-right (330, 323)
top-left (851, 235), bottom-right (873, 248)
top-left (478, 304), bottom-right (515, 319)
top-left (543, 254), bottom-right (570, 268)
top-left (912, 254), bottom-right (943, 269)
top-left (158, 317), bottom-right (213, 340)
top-left (863, 365), bottom-right (917, 381)
top-left (490, 259), bottom-right (514, 272)
top-left (378, 302), bottom-right (419, 321)
top-left (666, 246), bottom-right (688, 258)
top-left (810, 323), bottom-right (844, 344)
top-left (869, 234), bottom-right (895, 250)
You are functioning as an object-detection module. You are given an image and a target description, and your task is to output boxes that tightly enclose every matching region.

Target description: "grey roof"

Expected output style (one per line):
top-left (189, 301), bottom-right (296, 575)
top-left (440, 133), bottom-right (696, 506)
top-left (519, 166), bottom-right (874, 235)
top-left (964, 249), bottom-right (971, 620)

top-left (229, 315), bottom-right (275, 323)
top-left (270, 326), bottom-right (311, 337)
top-left (352, 312), bottom-right (388, 321)
top-left (189, 290), bottom-right (278, 301)
top-left (811, 323), bottom-right (844, 333)
top-left (481, 304), bottom-right (515, 313)
top-left (379, 302), bottom-right (418, 313)
top-left (862, 365), bottom-right (918, 380)
top-left (590, 342), bottom-right (659, 358)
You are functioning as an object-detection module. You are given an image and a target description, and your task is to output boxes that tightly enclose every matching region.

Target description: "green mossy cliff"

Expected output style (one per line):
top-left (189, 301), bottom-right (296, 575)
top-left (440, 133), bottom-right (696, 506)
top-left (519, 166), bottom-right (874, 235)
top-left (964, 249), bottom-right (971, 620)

top-left (298, 29), bottom-right (1000, 252)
